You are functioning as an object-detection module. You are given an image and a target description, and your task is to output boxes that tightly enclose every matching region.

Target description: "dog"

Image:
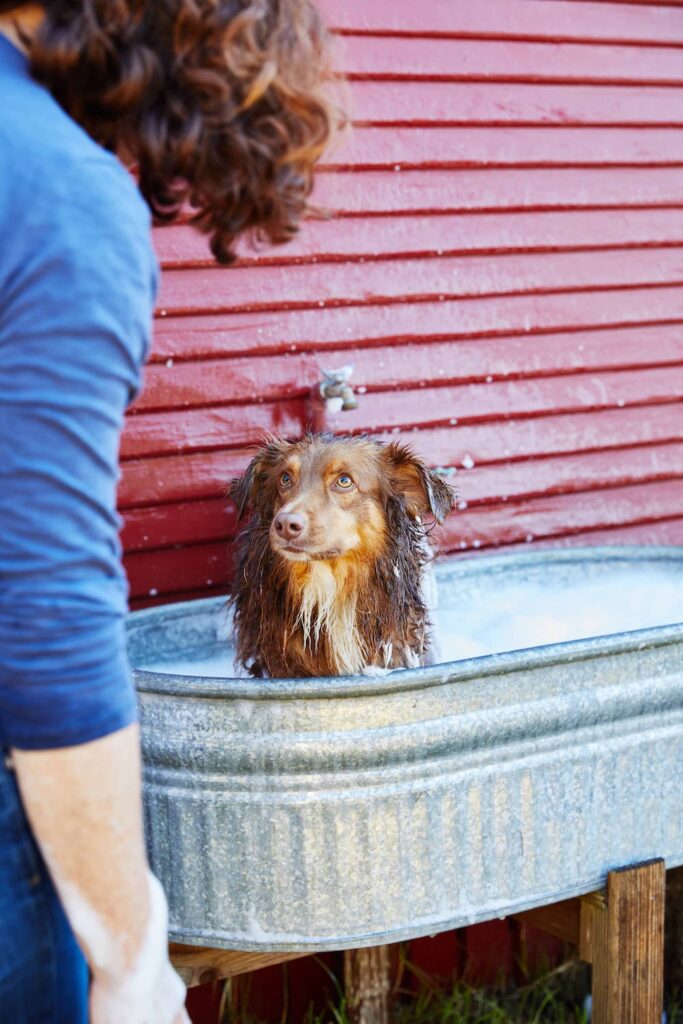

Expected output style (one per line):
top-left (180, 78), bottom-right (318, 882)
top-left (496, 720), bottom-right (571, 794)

top-left (228, 433), bottom-right (456, 678)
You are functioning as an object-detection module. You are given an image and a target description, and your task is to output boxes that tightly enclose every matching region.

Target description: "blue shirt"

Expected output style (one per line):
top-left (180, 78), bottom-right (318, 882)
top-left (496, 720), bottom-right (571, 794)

top-left (0, 35), bottom-right (157, 749)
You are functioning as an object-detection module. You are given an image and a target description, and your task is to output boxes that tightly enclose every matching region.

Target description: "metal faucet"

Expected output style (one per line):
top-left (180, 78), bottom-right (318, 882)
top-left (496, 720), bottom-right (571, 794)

top-left (318, 365), bottom-right (359, 413)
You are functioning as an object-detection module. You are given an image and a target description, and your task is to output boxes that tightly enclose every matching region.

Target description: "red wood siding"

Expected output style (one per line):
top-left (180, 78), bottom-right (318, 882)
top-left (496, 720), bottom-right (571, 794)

top-left (122, 0), bottom-right (683, 608)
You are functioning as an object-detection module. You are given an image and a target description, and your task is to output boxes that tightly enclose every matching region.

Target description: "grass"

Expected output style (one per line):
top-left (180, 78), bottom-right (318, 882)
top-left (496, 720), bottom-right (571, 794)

top-left (225, 955), bottom-right (683, 1024)
top-left (300, 958), bottom-right (592, 1024)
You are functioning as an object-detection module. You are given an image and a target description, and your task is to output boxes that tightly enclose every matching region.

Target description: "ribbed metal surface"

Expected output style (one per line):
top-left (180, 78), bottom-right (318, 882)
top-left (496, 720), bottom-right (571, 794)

top-left (128, 547), bottom-right (683, 952)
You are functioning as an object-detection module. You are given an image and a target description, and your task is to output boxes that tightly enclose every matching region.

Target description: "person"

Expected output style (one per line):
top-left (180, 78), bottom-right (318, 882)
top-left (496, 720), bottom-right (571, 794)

top-left (0, 2), bottom-right (340, 1021)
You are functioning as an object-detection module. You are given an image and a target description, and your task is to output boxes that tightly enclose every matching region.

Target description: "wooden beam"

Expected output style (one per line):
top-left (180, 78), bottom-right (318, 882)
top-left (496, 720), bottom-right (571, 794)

top-left (588, 860), bottom-right (665, 1024)
top-left (513, 897), bottom-right (581, 946)
top-left (169, 943), bottom-right (307, 988)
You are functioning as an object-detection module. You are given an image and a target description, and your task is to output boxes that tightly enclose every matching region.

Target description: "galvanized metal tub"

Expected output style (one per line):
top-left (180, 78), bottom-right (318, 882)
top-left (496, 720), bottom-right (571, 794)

top-left (127, 546), bottom-right (683, 952)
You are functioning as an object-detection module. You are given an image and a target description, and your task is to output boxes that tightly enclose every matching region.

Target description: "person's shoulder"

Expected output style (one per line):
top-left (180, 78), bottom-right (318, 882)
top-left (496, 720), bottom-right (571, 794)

top-left (0, 49), bottom-right (151, 242)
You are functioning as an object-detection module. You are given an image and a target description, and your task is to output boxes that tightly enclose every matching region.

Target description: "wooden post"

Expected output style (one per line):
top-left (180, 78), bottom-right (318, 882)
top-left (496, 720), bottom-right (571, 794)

top-left (665, 865), bottom-right (683, 996)
top-left (586, 859), bottom-right (665, 1024)
top-left (344, 946), bottom-right (392, 1024)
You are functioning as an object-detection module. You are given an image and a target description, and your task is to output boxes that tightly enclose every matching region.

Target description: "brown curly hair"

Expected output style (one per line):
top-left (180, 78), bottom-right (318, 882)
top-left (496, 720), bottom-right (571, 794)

top-left (11, 0), bottom-right (342, 264)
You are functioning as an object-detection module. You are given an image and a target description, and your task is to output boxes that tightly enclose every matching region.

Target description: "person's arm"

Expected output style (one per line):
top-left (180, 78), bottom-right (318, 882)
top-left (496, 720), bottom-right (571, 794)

top-left (13, 726), bottom-right (189, 1024)
top-left (0, 134), bottom-right (186, 1018)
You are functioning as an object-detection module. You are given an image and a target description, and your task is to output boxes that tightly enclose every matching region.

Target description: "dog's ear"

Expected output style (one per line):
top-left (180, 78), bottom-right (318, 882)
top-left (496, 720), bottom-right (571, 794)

top-left (381, 443), bottom-right (456, 524)
top-left (229, 459), bottom-right (258, 520)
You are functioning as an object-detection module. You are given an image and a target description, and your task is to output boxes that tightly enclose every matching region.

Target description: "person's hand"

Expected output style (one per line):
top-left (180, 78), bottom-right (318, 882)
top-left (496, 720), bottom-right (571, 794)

top-left (89, 873), bottom-right (190, 1024)
top-left (90, 960), bottom-right (190, 1024)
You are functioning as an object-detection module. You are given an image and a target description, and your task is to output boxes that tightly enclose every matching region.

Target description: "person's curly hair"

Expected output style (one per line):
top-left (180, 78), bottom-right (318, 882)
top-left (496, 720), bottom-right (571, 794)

top-left (8, 0), bottom-right (343, 264)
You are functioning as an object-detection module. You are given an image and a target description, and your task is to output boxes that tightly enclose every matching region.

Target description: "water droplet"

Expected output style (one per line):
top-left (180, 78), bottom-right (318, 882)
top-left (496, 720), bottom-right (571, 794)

top-left (472, 539), bottom-right (482, 549)
top-left (159, 309), bottom-right (167, 317)
top-left (357, 385), bottom-right (367, 394)
top-left (449, 417), bottom-right (458, 425)
top-left (290, 344), bottom-right (297, 351)
top-left (149, 587), bottom-right (158, 596)
top-left (394, 164), bottom-right (402, 172)
top-left (458, 499), bottom-right (468, 510)
top-left (617, 399), bottom-right (625, 407)
top-left (462, 454), bottom-right (475, 470)
top-left (485, 375), bottom-right (492, 383)
top-left (525, 534), bottom-right (534, 543)
top-left (165, 358), bottom-right (174, 368)
top-left (459, 541), bottom-right (468, 549)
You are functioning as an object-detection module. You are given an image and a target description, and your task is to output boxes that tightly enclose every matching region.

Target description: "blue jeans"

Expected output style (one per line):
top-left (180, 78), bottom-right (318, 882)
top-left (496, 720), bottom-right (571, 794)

top-left (0, 750), bottom-right (88, 1023)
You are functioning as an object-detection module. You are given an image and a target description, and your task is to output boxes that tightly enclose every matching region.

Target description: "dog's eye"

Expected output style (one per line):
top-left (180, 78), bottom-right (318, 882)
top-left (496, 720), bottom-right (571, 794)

top-left (336, 473), bottom-right (354, 489)
top-left (280, 472), bottom-right (293, 488)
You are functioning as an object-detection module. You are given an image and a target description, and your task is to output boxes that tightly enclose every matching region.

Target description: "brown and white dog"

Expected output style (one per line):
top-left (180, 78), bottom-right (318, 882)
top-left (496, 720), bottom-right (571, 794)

top-left (229, 433), bottom-right (456, 678)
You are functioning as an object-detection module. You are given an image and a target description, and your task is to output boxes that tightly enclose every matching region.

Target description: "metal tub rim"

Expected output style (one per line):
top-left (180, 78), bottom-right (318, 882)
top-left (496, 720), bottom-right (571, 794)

top-left (132, 544), bottom-right (683, 701)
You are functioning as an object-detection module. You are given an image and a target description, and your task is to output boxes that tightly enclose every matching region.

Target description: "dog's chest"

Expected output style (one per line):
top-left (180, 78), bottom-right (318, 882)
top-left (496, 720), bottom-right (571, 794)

top-left (293, 562), bottom-right (365, 675)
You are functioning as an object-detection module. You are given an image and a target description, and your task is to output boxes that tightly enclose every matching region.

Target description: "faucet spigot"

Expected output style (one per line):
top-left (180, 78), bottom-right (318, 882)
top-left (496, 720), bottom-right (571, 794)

top-left (318, 365), bottom-right (359, 412)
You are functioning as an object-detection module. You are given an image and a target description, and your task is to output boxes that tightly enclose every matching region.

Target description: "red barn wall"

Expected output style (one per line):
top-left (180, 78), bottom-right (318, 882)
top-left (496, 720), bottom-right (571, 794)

top-left (121, 0), bottom-right (683, 609)
top-left (121, 1), bottom-right (683, 1016)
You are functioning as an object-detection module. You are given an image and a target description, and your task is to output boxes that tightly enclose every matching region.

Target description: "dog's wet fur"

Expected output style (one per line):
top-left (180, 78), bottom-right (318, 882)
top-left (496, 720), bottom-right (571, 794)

top-left (229, 433), bottom-right (456, 678)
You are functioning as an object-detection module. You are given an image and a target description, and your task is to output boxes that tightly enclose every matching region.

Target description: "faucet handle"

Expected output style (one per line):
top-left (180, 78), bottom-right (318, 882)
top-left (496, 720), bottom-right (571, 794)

top-left (317, 364), bottom-right (359, 413)
top-left (320, 364), bottom-right (354, 389)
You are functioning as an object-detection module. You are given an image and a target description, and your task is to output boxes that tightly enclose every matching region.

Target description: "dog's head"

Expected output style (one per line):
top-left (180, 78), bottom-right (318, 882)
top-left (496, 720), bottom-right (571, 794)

top-left (230, 434), bottom-right (455, 563)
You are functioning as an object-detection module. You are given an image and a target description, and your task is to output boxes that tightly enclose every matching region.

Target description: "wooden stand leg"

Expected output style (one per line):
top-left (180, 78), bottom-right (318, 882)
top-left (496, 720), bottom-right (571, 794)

top-left (344, 945), bottom-right (391, 1024)
top-left (585, 859), bottom-right (665, 1024)
top-left (665, 865), bottom-right (683, 996)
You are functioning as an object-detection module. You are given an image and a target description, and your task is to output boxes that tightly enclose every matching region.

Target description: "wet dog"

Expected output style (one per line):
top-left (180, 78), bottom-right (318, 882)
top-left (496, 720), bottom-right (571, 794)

top-left (229, 433), bottom-right (456, 678)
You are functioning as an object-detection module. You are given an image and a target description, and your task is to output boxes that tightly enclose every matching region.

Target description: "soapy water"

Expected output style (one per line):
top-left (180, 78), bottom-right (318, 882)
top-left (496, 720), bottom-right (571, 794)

top-left (433, 570), bottom-right (683, 664)
top-left (138, 564), bottom-right (683, 679)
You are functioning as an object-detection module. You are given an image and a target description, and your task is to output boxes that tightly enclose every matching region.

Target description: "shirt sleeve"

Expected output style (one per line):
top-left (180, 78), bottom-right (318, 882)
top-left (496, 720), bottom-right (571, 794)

top-left (0, 158), bottom-right (157, 750)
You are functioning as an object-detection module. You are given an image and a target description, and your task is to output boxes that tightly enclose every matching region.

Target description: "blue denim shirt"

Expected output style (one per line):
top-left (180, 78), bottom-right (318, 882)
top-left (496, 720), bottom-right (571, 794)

top-left (0, 35), bottom-right (157, 748)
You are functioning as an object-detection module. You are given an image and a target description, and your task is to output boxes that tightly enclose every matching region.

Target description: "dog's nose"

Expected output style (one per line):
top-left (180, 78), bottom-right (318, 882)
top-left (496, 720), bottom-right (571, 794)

top-left (274, 512), bottom-right (307, 541)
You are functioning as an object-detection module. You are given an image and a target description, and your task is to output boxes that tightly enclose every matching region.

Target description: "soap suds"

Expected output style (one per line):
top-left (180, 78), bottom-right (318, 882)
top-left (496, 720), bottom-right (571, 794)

top-left (139, 566), bottom-right (683, 678)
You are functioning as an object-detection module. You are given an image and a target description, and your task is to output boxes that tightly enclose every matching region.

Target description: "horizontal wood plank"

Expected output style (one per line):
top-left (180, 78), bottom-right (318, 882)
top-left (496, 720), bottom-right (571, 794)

top-left (513, 900), bottom-right (582, 946)
top-left (443, 479), bottom-right (683, 551)
top-left (151, 286), bottom-right (683, 360)
top-left (525, 516), bottom-right (683, 551)
top-left (312, 167), bottom-right (683, 214)
top-left (348, 82), bottom-right (683, 128)
top-left (337, 37), bottom-right (683, 86)
top-left (122, 366), bottom-right (683, 458)
top-left (119, 403), bottom-right (683, 509)
top-left (136, 324), bottom-right (683, 409)
top-left (318, 0), bottom-right (683, 46)
top-left (155, 248), bottom-right (683, 317)
top-left (120, 442), bottom-right (683, 552)
top-left (129, 516), bottom-right (683, 609)
top-left (152, 208), bottom-right (683, 271)
top-left (169, 945), bottom-right (307, 988)
top-left (325, 126), bottom-right (683, 172)
top-left (124, 479), bottom-right (683, 598)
